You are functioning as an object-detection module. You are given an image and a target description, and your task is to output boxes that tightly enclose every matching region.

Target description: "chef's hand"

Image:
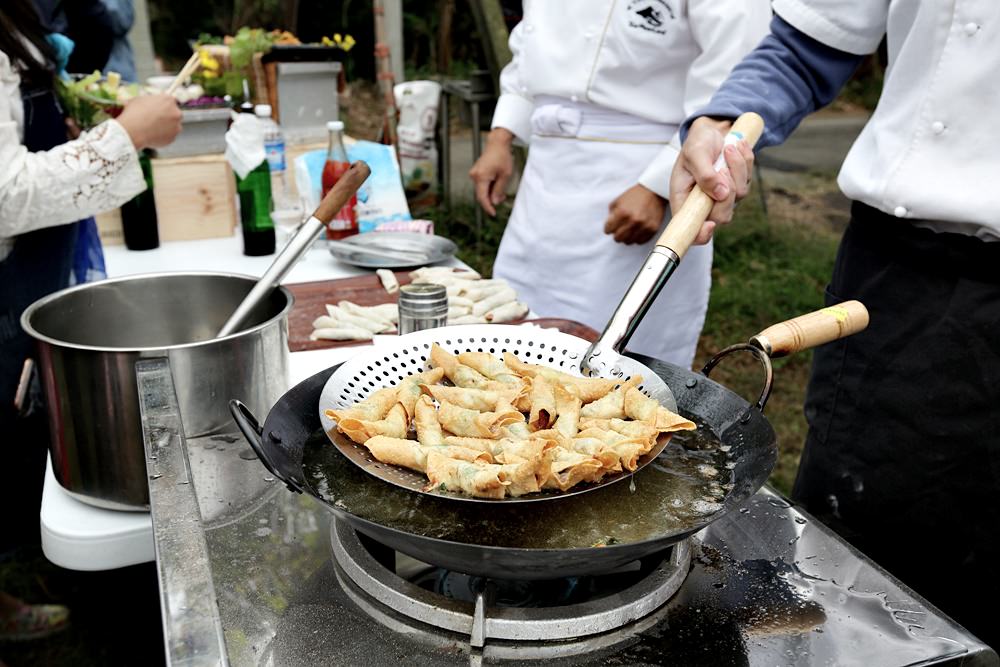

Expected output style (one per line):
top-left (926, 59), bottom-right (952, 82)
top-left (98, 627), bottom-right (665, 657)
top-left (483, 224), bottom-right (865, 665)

top-left (117, 94), bottom-right (183, 150)
top-left (469, 128), bottom-right (515, 216)
top-left (669, 117), bottom-right (755, 245)
top-left (604, 184), bottom-right (666, 245)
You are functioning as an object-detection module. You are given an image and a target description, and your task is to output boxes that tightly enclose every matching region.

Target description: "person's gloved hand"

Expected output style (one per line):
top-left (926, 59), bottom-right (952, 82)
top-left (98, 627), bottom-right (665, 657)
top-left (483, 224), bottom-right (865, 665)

top-left (604, 184), bottom-right (667, 245)
top-left (117, 94), bottom-right (183, 149)
top-left (669, 116), bottom-right (755, 245)
top-left (45, 34), bottom-right (75, 78)
top-left (469, 128), bottom-right (515, 216)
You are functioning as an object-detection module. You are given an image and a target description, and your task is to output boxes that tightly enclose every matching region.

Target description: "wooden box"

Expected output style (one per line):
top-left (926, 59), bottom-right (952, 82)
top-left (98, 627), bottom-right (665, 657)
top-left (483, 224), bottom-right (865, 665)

top-left (96, 153), bottom-right (237, 246)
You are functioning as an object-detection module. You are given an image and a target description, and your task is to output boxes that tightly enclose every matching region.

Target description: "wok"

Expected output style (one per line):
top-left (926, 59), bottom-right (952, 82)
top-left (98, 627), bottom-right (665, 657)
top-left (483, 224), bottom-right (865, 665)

top-left (230, 302), bottom-right (868, 580)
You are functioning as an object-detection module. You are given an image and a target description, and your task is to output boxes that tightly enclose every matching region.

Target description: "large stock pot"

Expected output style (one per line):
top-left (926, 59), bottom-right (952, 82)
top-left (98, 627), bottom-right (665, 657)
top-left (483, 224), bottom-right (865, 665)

top-left (22, 272), bottom-right (292, 510)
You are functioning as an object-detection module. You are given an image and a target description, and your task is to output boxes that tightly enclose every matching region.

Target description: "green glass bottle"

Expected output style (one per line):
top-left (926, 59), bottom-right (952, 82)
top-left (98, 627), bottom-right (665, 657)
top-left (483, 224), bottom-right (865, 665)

top-left (121, 150), bottom-right (159, 250)
top-left (235, 159), bottom-right (275, 256)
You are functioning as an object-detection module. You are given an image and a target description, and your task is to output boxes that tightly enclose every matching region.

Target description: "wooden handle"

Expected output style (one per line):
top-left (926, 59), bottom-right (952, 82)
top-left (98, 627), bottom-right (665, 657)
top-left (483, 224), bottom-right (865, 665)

top-left (750, 301), bottom-right (869, 358)
top-left (656, 112), bottom-right (765, 258)
top-left (313, 161), bottom-right (371, 224)
top-left (165, 51), bottom-right (201, 95)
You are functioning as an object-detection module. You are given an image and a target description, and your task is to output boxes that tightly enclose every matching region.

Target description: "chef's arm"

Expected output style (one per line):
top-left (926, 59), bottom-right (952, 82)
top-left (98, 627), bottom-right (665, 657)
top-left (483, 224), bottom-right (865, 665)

top-left (671, 14), bottom-right (866, 242)
top-left (470, 19), bottom-right (531, 216)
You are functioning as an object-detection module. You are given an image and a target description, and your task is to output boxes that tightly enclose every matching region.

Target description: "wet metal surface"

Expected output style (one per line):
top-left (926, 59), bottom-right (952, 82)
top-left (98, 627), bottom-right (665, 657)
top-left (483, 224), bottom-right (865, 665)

top-left (142, 362), bottom-right (998, 666)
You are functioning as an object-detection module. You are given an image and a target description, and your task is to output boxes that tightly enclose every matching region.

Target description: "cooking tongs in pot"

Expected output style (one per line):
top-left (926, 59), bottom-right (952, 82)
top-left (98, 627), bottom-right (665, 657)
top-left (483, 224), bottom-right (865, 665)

top-left (582, 113), bottom-right (764, 377)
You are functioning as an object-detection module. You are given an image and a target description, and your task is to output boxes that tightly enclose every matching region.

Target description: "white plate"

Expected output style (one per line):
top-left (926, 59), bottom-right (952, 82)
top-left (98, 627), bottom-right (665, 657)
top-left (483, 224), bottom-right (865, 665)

top-left (327, 232), bottom-right (457, 269)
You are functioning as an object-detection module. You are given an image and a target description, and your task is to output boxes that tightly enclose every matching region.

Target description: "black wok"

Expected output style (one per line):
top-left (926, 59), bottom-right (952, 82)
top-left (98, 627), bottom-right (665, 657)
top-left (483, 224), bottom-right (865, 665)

top-left (230, 303), bottom-right (868, 581)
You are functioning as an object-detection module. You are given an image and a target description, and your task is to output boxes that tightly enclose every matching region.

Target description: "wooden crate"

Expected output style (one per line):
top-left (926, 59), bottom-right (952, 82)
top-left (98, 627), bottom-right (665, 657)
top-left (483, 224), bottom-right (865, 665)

top-left (95, 153), bottom-right (237, 246)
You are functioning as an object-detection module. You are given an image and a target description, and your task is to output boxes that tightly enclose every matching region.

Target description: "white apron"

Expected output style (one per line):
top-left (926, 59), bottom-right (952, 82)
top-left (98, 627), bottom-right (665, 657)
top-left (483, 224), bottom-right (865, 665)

top-left (493, 98), bottom-right (713, 369)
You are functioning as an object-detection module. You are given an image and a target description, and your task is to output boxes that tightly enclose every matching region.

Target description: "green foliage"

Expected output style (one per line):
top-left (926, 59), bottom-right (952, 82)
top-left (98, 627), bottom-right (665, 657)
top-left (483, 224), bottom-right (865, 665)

top-left (228, 26), bottom-right (276, 68)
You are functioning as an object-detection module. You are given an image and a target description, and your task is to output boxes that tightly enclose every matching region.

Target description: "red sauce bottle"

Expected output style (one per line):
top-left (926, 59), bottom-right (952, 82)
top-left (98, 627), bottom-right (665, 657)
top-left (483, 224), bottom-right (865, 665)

top-left (321, 120), bottom-right (358, 240)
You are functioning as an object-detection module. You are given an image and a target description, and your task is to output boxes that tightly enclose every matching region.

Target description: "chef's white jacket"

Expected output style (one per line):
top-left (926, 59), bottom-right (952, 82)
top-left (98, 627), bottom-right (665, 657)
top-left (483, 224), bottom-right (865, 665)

top-left (491, 0), bottom-right (771, 198)
top-left (775, 0), bottom-right (1000, 239)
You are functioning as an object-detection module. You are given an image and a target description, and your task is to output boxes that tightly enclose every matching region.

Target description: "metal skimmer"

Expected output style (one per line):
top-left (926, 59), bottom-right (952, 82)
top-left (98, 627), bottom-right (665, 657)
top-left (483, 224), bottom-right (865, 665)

top-left (318, 324), bottom-right (678, 504)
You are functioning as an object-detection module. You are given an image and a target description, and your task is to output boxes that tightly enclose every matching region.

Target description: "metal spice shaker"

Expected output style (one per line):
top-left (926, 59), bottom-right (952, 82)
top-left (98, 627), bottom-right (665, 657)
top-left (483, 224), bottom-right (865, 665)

top-left (398, 284), bottom-right (448, 334)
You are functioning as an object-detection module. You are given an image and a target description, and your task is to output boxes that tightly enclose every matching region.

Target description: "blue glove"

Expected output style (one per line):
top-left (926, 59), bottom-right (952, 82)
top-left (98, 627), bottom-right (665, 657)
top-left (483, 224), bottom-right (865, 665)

top-left (45, 34), bottom-right (76, 79)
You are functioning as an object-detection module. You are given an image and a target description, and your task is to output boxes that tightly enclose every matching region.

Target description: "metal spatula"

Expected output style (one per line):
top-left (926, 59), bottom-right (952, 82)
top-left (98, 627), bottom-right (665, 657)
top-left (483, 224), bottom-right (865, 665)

top-left (217, 161), bottom-right (371, 338)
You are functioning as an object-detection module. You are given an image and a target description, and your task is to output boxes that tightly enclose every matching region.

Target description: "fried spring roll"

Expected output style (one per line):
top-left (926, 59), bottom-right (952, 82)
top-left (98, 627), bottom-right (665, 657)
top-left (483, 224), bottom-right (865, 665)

top-left (457, 351), bottom-right (521, 384)
top-left (365, 436), bottom-right (490, 472)
top-left (420, 384), bottom-right (519, 412)
top-left (415, 395), bottom-right (445, 446)
top-left (544, 447), bottom-right (605, 492)
top-left (503, 353), bottom-right (618, 403)
top-left (624, 388), bottom-right (697, 433)
top-left (337, 403), bottom-right (409, 444)
top-left (430, 344), bottom-right (489, 388)
top-left (437, 400), bottom-right (521, 438)
top-left (326, 386), bottom-right (399, 424)
top-left (528, 375), bottom-right (556, 431)
top-left (424, 452), bottom-right (509, 499)
top-left (579, 376), bottom-right (643, 420)
top-left (552, 384), bottom-right (582, 439)
top-left (397, 368), bottom-right (446, 420)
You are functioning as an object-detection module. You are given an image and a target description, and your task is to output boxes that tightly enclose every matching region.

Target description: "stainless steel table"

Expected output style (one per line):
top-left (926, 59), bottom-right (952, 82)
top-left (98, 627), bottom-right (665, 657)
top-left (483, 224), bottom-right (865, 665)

top-left (138, 358), bottom-right (997, 667)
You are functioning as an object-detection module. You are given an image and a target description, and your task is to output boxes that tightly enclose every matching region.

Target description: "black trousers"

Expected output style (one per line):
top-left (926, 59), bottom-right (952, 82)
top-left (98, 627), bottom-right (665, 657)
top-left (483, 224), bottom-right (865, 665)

top-left (794, 202), bottom-right (1000, 650)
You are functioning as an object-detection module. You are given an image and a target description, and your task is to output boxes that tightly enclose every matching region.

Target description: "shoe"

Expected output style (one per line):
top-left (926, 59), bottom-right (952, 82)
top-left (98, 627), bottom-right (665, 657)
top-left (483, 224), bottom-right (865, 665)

top-left (0, 603), bottom-right (70, 642)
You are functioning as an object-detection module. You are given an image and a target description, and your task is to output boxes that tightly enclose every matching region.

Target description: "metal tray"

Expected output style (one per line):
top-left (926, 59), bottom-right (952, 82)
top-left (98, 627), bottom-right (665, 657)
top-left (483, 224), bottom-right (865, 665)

top-left (327, 232), bottom-right (457, 269)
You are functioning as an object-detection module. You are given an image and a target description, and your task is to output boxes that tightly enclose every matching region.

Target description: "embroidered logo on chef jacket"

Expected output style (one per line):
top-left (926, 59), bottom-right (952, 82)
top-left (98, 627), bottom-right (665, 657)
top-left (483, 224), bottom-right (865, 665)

top-left (628, 0), bottom-right (673, 34)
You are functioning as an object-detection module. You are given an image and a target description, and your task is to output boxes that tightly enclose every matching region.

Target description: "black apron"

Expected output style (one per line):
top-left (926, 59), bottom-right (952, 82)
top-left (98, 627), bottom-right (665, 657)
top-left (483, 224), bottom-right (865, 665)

top-left (793, 202), bottom-right (1000, 650)
top-left (0, 83), bottom-right (82, 552)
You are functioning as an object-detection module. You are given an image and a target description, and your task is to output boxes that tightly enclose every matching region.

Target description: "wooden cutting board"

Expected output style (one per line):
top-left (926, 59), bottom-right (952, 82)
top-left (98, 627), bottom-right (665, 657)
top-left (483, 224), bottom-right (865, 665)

top-left (287, 274), bottom-right (599, 352)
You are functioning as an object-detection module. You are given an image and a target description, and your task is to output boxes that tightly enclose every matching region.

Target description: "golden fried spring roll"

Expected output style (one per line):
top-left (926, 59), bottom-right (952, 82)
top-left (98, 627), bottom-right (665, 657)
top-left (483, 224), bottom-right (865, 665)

top-left (552, 384), bottom-right (582, 439)
top-left (606, 418), bottom-right (661, 443)
top-left (569, 437), bottom-right (623, 473)
top-left (624, 388), bottom-right (697, 432)
top-left (420, 384), bottom-right (519, 412)
top-left (437, 400), bottom-right (521, 438)
top-left (430, 344), bottom-right (489, 388)
top-left (415, 395), bottom-right (445, 446)
top-left (325, 386), bottom-right (399, 424)
top-left (503, 353), bottom-right (620, 404)
top-left (543, 447), bottom-right (605, 491)
top-left (579, 376), bottom-right (643, 419)
top-left (365, 436), bottom-right (490, 472)
top-left (607, 441), bottom-right (647, 471)
top-left (396, 368), bottom-right (445, 419)
top-left (443, 436), bottom-right (498, 453)
top-left (457, 352), bottom-right (522, 384)
top-left (337, 404), bottom-right (409, 444)
top-left (502, 420), bottom-right (532, 440)
top-left (424, 452), bottom-right (509, 499)
top-left (528, 375), bottom-right (556, 431)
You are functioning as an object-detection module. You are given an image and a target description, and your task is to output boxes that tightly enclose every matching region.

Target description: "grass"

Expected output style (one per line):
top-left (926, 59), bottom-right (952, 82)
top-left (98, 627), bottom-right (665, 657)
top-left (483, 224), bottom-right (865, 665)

top-left (427, 178), bottom-right (843, 495)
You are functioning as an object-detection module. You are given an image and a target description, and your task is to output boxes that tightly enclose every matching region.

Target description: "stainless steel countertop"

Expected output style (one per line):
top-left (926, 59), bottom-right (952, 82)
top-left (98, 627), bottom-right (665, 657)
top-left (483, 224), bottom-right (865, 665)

top-left (139, 358), bottom-right (998, 666)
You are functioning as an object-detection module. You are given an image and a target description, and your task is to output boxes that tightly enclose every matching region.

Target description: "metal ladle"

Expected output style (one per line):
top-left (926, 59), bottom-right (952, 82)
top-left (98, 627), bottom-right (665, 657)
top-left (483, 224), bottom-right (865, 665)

top-left (217, 160), bottom-right (371, 338)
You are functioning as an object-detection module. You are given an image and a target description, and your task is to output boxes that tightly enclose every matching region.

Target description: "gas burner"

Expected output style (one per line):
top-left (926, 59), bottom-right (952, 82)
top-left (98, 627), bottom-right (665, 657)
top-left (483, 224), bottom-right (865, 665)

top-left (330, 520), bottom-right (692, 655)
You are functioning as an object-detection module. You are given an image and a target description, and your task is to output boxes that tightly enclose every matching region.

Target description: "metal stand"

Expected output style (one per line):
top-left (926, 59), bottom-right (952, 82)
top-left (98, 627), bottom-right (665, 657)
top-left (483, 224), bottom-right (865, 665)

top-left (439, 78), bottom-right (496, 259)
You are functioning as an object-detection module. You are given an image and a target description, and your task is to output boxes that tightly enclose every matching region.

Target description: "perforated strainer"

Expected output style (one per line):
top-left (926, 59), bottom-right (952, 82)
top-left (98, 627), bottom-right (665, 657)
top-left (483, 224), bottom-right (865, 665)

top-left (318, 324), bottom-right (678, 503)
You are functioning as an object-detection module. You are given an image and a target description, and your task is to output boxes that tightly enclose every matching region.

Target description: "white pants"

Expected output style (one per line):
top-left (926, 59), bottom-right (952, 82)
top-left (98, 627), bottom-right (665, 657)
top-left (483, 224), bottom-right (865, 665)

top-left (493, 99), bottom-right (712, 369)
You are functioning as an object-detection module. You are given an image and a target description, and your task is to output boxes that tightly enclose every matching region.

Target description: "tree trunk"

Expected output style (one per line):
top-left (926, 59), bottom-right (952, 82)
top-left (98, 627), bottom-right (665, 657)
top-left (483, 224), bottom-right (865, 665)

top-left (437, 0), bottom-right (456, 73)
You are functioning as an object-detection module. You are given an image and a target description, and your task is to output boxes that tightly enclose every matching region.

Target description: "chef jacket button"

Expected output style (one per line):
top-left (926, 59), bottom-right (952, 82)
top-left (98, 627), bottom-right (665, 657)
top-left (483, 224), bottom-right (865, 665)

top-left (964, 22), bottom-right (980, 36)
top-left (894, 206), bottom-right (907, 218)
top-left (584, 31), bottom-right (594, 39)
top-left (525, 24), bottom-right (535, 33)
top-left (931, 121), bottom-right (945, 134)
top-left (570, 95), bottom-right (579, 102)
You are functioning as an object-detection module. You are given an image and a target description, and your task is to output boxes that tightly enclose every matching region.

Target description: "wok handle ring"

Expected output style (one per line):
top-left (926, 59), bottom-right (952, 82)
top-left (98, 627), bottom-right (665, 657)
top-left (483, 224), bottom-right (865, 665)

top-left (700, 343), bottom-right (774, 413)
top-left (229, 399), bottom-right (303, 494)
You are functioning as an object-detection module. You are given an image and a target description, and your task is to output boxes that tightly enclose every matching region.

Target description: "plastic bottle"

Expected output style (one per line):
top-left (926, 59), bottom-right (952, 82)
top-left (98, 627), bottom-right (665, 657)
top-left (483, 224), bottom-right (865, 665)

top-left (255, 104), bottom-right (291, 209)
top-left (321, 120), bottom-right (358, 240)
top-left (120, 149), bottom-right (159, 250)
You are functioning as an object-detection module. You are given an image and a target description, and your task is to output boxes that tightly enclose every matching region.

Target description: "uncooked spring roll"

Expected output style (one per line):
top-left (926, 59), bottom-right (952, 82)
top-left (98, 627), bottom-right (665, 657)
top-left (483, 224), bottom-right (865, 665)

top-left (310, 327), bottom-right (373, 341)
top-left (376, 269), bottom-right (400, 294)
top-left (471, 287), bottom-right (518, 317)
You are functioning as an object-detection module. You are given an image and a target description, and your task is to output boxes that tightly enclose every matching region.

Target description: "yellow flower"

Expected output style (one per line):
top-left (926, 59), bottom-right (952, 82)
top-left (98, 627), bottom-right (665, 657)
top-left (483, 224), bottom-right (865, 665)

top-left (342, 34), bottom-right (356, 51)
top-left (321, 36), bottom-right (334, 47)
top-left (334, 33), bottom-right (342, 44)
top-left (198, 48), bottom-right (221, 72)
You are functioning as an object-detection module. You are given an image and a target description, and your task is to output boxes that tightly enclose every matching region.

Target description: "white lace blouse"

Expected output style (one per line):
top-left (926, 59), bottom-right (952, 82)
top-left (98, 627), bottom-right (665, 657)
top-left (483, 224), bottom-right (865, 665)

top-left (0, 49), bottom-right (144, 261)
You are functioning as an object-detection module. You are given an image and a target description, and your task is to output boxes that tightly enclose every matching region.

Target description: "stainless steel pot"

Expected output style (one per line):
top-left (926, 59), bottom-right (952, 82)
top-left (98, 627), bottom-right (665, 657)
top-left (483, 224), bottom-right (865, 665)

top-left (22, 272), bottom-right (292, 511)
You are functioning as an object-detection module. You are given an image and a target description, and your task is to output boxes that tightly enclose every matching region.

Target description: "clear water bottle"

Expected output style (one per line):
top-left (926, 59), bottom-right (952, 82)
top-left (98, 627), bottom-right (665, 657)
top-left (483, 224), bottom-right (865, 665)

top-left (255, 104), bottom-right (291, 209)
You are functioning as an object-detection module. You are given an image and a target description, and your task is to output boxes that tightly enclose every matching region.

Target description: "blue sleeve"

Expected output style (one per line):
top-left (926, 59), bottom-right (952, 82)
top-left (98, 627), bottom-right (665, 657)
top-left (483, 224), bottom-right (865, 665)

top-left (682, 15), bottom-right (865, 148)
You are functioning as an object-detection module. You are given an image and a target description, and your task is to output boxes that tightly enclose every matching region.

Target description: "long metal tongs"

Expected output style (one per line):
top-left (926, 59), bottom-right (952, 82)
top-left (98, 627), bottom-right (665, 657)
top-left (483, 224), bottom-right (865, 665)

top-left (581, 113), bottom-right (765, 376)
top-left (218, 161), bottom-right (371, 338)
